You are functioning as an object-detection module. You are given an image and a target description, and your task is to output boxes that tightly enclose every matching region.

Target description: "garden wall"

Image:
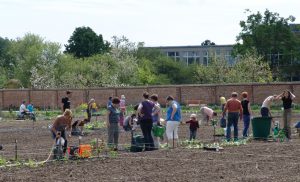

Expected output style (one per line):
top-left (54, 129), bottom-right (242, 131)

top-left (0, 82), bottom-right (299, 109)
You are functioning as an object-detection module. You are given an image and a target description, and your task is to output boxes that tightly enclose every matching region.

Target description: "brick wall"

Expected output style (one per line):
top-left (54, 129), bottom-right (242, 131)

top-left (1, 83), bottom-right (299, 109)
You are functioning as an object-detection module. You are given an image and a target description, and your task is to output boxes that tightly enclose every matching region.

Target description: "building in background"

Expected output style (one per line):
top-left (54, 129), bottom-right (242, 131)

top-left (147, 45), bottom-right (236, 66)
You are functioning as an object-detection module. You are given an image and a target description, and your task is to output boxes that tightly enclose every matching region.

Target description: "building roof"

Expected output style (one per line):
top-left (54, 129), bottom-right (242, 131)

top-left (145, 44), bottom-right (234, 49)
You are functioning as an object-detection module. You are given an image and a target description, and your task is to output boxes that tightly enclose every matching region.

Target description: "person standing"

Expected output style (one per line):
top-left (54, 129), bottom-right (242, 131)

top-left (241, 92), bottom-right (252, 138)
top-left (219, 95), bottom-right (227, 112)
top-left (276, 90), bottom-right (296, 140)
top-left (150, 94), bottom-right (161, 149)
top-left (86, 99), bottom-right (95, 122)
top-left (137, 92), bottom-right (156, 151)
top-left (119, 95), bottom-right (126, 127)
top-left (185, 114), bottom-right (199, 140)
top-left (223, 92), bottom-right (243, 141)
top-left (107, 97), bottom-right (121, 151)
top-left (61, 91), bottom-right (72, 112)
top-left (165, 95), bottom-right (182, 148)
top-left (260, 95), bottom-right (278, 117)
top-left (107, 96), bottom-right (113, 109)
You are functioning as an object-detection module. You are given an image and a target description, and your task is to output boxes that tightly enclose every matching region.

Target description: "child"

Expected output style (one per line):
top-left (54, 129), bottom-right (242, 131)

top-left (185, 114), bottom-right (199, 140)
top-left (123, 114), bottom-right (137, 132)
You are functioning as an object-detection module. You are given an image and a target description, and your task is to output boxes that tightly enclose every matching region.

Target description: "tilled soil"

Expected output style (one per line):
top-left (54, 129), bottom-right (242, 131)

top-left (0, 115), bottom-right (300, 182)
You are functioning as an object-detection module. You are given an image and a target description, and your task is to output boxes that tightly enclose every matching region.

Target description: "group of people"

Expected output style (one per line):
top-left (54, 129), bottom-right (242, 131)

top-left (18, 100), bottom-right (35, 121)
top-left (49, 89), bottom-right (296, 154)
top-left (220, 90), bottom-right (296, 141)
top-left (106, 92), bottom-right (182, 150)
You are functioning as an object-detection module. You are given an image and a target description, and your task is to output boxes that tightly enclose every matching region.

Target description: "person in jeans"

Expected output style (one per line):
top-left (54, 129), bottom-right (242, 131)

top-left (223, 92), bottom-right (243, 141)
top-left (165, 95), bottom-right (182, 148)
top-left (137, 92), bottom-right (157, 151)
top-left (185, 114), bottom-right (199, 140)
top-left (260, 95), bottom-right (278, 117)
top-left (241, 92), bottom-right (252, 138)
top-left (107, 97), bottom-right (121, 151)
top-left (276, 90), bottom-right (296, 140)
top-left (150, 94), bottom-right (161, 149)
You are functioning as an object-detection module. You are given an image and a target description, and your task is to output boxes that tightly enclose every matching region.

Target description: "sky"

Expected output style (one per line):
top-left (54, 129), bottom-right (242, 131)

top-left (1, 0), bottom-right (300, 47)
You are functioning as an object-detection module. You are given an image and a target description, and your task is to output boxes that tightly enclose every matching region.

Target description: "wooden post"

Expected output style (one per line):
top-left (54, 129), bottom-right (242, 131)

top-left (173, 131), bottom-right (175, 149)
top-left (15, 139), bottom-right (18, 161)
top-left (96, 138), bottom-right (99, 158)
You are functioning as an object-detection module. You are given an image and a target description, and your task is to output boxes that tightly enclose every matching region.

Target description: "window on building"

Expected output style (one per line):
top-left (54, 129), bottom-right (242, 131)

top-left (167, 51), bottom-right (180, 61)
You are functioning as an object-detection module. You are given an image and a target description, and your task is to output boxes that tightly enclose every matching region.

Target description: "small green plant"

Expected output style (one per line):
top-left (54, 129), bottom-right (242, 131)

top-left (26, 159), bottom-right (38, 168)
top-left (0, 156), bottom-right (7, 166)
top-left (108, 151), bottom-right (118, 158)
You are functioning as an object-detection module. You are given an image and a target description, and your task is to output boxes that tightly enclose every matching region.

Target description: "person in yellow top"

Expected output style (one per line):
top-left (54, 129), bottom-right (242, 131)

top-left (219, 95), bottom-right (227, 112)
top-left (91, 101), bottom-right (98, 113)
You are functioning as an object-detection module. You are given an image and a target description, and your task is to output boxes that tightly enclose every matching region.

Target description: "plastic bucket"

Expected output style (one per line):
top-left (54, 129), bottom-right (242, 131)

top-left (251, 117), bottom-right (272, 139)
top-left (152, 125), bottom-right (165, 137)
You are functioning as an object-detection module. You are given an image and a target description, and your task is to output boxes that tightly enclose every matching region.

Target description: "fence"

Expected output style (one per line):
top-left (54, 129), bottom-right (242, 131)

top-left (0, 82), bottom-right (300, 109)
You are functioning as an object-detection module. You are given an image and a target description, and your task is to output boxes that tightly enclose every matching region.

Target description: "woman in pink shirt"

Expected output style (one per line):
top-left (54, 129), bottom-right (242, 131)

top-left (200, 106), bottom-right (217, 125)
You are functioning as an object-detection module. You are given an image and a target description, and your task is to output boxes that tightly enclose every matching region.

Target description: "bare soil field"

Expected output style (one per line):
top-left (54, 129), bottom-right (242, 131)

top-left (0, 114), bottom-right (299, 182)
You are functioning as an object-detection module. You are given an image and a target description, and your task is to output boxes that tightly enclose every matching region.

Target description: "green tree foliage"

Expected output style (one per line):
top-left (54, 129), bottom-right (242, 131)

top-left (9, 33), bottom-right (45, 87)
top-left (201, 40), bottom-right (216, 46)
top-left (227, 52), bottom-right (273, 83)
top-left (233, 9), bottom-right (300, 80)
top-left (194, 56), bottom-right (229, 84)
top-left (30, 42), bottom-right (61, 89)
top-left (65, 26), bottom-right (110, 58)
top-left (194, 53), bottom-right (272, 84)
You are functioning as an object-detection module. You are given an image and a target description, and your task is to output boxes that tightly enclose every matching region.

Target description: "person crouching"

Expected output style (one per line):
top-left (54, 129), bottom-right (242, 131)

top-left (51, 109), bottom-right (72, 153)
top-left (185, 114), bottom-right (199, 140)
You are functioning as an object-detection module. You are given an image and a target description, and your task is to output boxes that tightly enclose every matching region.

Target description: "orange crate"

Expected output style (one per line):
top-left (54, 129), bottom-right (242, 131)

top-left (79, 144), bottom-right (92, 158)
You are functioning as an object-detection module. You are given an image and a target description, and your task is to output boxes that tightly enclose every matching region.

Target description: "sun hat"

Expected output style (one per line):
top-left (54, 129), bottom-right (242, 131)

top-left (190, 113), bottom-right (197, 119)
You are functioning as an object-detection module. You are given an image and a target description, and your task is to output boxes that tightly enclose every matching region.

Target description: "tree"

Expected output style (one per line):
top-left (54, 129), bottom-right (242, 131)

top-left (0, 37), bottom-right (14, 78)
top-left (227, 52), bottom-right (273, 83)
top-left (194, 56), bottom-right (229, 84)
top-left (194, 53), bottom-right (272, 84)
top-left (9, 33), bottom-right (45, 87)
top-left (30, 42), bottom-right (61, 89)
top-left (201, 40), bottom-right (216, 46)
top-left (64, 26), bottom-right (110, 58)
top-left (233, 9), bottom-right (300, 80)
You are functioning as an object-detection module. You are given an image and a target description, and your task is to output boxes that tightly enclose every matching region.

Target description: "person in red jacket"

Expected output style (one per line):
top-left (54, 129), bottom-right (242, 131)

top-left (185, 114), bottom-right (199, 140)
top-left (222, 92), bottom-right (243, 141)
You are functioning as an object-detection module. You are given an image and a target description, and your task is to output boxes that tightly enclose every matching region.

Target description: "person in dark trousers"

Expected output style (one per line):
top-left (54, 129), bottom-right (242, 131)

top-left (241, 92), bottom-right (252, 138)
top-left (185, 114), bottom-right (199, 140)
top-left (51, 109), bottom-right (73, 153)
top-left (107, 97), bottom-right (121, 151)
top-left (137, 92), bottom-right (158, 151)
top-left (223, 92), bottom-right (243, 142)
top-left (62, 91), bottom-right (72, 112)
top-left (276, 90), bottom-right (296, 140)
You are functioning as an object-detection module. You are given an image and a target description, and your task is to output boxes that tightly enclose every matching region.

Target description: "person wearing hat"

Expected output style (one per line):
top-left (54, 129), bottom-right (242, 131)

top-left (61, 91), bottom-right (72, 112)
top-left (222, 92), bottom-right (243, 141)
top-left (185, 114), bottom-right (199, 140)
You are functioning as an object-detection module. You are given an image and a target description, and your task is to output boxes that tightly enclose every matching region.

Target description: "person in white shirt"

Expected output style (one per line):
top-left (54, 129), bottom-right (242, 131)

top-left (199, 106), bottom-right (217, 125)
top-left (260, 95), bottom-right (279, 117)
top-left (19, 101), bottom-right (29, 115)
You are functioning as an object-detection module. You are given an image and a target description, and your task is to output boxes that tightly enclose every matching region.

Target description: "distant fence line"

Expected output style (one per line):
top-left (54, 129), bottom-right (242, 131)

top-left (0, 82), bottom-right (299, 109)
